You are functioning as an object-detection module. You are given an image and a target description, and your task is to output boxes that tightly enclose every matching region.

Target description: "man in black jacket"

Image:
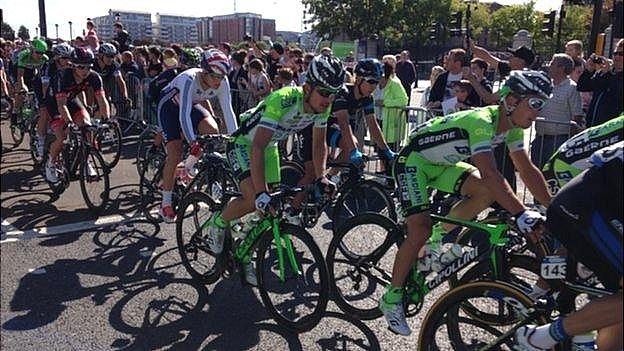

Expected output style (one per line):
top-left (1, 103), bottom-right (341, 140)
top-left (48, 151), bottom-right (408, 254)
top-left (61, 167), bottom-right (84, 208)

top-left (427, 48), bottom-right (467, 111)
top-left (113, 22), bottom-right (131, 53)
top-left (577, 39), bottom-right (623, 127)
top-left (396, 50), bottom-right (417, 104)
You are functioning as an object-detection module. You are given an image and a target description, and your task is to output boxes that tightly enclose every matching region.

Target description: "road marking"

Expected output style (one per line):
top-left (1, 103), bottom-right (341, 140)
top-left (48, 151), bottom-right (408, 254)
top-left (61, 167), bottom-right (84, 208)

top-left (0, 211), bottom-right (148, 244)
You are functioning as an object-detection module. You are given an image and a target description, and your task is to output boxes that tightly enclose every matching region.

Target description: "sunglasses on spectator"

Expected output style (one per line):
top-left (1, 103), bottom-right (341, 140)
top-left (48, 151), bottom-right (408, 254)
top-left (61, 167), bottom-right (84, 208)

top-left (527, 97), bottom-right (547, 111)
top-left (315, 86), bottom-right (338, 98)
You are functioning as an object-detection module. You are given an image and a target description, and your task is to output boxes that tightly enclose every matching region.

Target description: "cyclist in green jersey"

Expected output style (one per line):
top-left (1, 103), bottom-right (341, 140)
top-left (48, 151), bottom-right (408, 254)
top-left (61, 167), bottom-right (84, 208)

top-left (381, 70), bottom-right (555, 336)
top-left (11, 38), bottom-right (48, 125)
top-left (542, 114), bottom-right (623, 195)
top-left (205, 55), bottom-right (345, 285)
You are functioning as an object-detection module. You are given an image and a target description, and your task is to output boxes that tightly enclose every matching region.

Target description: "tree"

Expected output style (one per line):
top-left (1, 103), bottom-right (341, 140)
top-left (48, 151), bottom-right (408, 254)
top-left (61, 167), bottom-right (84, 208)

top-left (1, 23), bottom-right (15, 40)
top-left (489, 1), bottom-right (540, 49)
top-left (559, 4), bottom-right (593, 53)
top-left (17, 25), bottom-right (30, 41)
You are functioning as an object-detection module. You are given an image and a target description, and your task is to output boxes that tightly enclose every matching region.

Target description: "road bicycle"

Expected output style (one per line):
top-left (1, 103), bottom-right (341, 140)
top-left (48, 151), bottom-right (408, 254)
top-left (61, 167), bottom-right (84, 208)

top-left (176, 186), bottom-right (330, 333)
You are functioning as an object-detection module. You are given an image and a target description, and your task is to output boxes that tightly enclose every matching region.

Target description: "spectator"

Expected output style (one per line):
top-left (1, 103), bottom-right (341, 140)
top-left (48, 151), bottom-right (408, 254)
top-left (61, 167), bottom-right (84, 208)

top-left (248, 58), bottom-right (271, 105)
top-left (162, 48), bottom-right (178, 70)
top-left (112, 22), bottom-right (130, 53)
top-left (419, 65), bottom-right (444, 107)
top-left (395, 50), bottom-right (417, 105)
top-left (531, 53), bottom-right (584, 168)
top-left (577, 39), bottom-right (623, 127)
top-left (299, 53), bottom-right (314, 84)
top-left (378, 58), bottom-right (408, 153)
top-left (74, 36), bottom-right (85, 47)
top-left (452, 80), bottom-right (476, 111)
top-left (134, 46), bottom-right (149, 73)
top-left (146, 46), bottom-right (163, 78)
top-left (86, 20), bottom-right (97, 37)
top-left (219, 42), bottom-right (231, 58)
top-left (276, 67), bottom-right (296, 88)
top-left (427, 48), bottom-right (467, 111)
top-left (229, 50), bottom-right (249, 117)
top-left (320, 47), bottom-right (332, 56)
top-left (266, 42), bottom-right (285, 84)
top-left (565, 39), bottom-right (585, 82)
top-left (120, 51), bottom-right (142, 78)
top-left (85, 34), bottom-right (99, 52)
top-left (463, 57), bottom-right (492, 107)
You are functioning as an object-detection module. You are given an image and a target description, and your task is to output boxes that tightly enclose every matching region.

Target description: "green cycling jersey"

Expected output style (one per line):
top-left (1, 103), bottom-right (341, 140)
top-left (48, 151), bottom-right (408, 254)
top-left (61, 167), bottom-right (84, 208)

top-left (17, 50), bottom-right (48, 71)
top-left (542, 115), bottom-right (624, 195)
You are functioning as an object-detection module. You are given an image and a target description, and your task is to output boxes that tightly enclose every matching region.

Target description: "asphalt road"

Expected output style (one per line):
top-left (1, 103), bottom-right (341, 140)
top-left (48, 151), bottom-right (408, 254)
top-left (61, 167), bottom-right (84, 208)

top-left (1, 87), bottom-right (452, 351)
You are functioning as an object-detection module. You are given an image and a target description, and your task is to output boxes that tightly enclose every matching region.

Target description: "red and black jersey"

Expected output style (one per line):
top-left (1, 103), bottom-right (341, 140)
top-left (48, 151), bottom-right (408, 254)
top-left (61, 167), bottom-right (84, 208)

top-left (53, 67), bottom-right (104, 100)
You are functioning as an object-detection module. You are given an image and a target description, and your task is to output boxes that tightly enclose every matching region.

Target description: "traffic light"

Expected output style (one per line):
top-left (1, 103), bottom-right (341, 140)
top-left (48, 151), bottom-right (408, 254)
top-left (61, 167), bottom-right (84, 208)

top-left (429, 21), bottom-right (439, 41)
top-left (542, 11), bottom-right (556, 37)
top-left (450, 11), bottom-right (463, 37)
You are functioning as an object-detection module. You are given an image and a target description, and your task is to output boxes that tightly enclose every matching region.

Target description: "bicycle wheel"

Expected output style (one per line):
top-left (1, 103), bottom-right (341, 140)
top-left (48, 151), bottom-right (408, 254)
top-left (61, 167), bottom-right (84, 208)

top-left (138, 149), bottom-right (166, 223)
top-left (79, 149), bottom-right (110, 212)
top-left (331, 179), bottom-right (396, 234)
top-left (29, 115), bottom-right (44, 167)
top-left (280, 160), bottom-right (304, 187)
top-left (417, 280), bottom-right (548, 351)
top-left (176, 191), bottom-right (222, 285)
top-left (95, 120), bottom-right (122, 169)
top-left (10, 115), bottom-right (25, 146)
top-left (187, 163), bottom-right (237, 203)
top-left (136, 127), bottom-right (159, 176)
top-left (256, 222), bottom-right (330, 333)
top-left (326, 212), bottom-right (401, 320)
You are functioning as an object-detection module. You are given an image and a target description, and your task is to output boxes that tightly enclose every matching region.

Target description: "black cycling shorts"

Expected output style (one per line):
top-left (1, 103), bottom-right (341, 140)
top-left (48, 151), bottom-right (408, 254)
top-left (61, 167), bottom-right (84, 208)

top-left (299, 123), bottom-right (341, 162)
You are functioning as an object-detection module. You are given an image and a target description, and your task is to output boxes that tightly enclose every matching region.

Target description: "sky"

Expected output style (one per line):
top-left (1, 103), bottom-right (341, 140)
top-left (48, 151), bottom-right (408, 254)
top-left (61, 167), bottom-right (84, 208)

top-left (1, 0), bottom-right (562, 40)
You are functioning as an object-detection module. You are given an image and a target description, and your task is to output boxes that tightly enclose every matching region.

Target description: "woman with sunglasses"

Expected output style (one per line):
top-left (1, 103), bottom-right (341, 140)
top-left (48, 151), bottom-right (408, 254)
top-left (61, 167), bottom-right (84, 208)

top-left (32, 43), bottom-right (74, 159)
top-left (202, 54), bottom-right (345, 286)
top-left (380, 70), bottom-right (555, 336)
top-left (11, 38), bottom-right (49, 126)
top-left (44, 47), bottom-right (110, 184)
top-left (156, 49), bottom-right (238, 222)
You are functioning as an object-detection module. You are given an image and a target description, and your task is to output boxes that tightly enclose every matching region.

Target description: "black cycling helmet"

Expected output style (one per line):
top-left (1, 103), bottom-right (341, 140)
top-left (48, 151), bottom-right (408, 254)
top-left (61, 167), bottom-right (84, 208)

top-left (354, 58), bottom-right (383, 81)
top-left (71, 47), bottom-right (95, 65)
top-left (500, 70), bottom-right (553, 100)
top-left (52, 43), bottom-right (74, 59)
top-left (306, 54), bottom-right (345, 91)
top-left (98, 43), bottom-right (118, 57)
top-left (179, 48), bottom-right (200, 68)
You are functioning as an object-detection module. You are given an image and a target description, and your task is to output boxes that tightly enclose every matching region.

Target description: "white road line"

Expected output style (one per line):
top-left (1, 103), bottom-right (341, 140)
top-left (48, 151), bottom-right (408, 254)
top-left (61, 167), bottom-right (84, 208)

top-left (0, 211), bottom-right (147, 244)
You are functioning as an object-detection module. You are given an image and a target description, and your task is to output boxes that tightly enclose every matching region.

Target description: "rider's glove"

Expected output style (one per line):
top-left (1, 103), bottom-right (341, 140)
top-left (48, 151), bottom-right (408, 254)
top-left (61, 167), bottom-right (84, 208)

top-left (381, 148), bottom-right (396, 161)
top-left (349, 148), bottom-right (363, 166)
top-left (514, 210), bottom-right (545, 235)
top-left (255, 191), bottom-right (272, 213)
top-left (189, 142), bottom-right (203, 157)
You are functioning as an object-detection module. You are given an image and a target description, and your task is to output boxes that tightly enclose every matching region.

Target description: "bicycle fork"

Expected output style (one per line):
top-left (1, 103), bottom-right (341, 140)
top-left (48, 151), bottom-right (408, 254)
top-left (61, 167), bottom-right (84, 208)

top-left (272, 218), bottom-right (302, 282)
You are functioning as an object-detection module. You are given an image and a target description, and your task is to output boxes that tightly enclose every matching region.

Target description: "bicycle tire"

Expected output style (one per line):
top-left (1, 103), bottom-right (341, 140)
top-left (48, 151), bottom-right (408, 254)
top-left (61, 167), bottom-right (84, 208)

top-left (256, 222), bottom-right (330, 333)
top-left (280, 160), bottom-right (304, 187)
top-left (418, 280), bottom-right (548, 351)
top-left (10, 118), bottom-right (25, 146)
top-left (29, 114), bottom-right (44, 167)
top-left (331, 179), bottom-right (397, 234)
top-left (176, 191), bottom-right (222, 285)
top-left (79, 148), bottom-right (110, 212)
top-left (95, 120), bottom-right (122, 169)
top-left (138, 150), bottom-right (166, 224)
top-left (136, 127), bottom-right (159, 176)
top-left (326, 212), bottom-right (402, 320)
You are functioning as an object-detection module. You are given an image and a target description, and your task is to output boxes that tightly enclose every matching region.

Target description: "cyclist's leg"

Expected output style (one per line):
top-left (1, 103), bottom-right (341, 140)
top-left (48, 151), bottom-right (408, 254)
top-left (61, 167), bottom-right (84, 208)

top-left (434, 163), bottom-right (493, 231)
top-left (194, 104), bottom-right (219, 135)
top-left (37, 105), bottom-right (50, 138)
top-left (290, 125), bottom-right (317, 210)
top-left (596, 314), bottom-right (623, 351)
top-left (157, 97), bottom-right (184, 204)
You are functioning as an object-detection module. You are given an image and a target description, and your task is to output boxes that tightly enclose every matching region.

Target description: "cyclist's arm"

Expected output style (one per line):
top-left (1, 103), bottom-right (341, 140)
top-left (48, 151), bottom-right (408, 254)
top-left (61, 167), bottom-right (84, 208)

top-left (216, 78), bottom-right (238, 134)
top-left (114, 72), bottom-right (128, 99)
top-left (250, 127), bottom-right (273, 194)
top-left (510, 149), bottom-right (551, 206)
top-left (312, 126), bottom-right (328, 178)
top-left (94, 89), bottom-right (110, 119)
top-left (472, 151), bottom-right (525, 214)
top-left (334, 109), bottom-right (357, 151)
top-left (55, 94), bottom-right (72, 123)
top-left (365, 113), bottom-right (389, 150)
top-left (16, 67), bottom-right (26, 91)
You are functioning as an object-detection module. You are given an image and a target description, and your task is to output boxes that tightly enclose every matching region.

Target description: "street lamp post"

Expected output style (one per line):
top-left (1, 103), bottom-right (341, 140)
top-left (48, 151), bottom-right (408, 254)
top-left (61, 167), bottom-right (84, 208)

top-left (68, 21), bottom-right (73, 40)
top-left (55, 23), bottom-right (59, 40)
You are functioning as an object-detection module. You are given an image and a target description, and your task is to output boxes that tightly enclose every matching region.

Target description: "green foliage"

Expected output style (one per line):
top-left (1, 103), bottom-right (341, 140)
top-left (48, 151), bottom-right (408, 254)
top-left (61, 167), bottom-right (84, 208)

top-left (17, 25), bottom-right (30, 41)
top-left (489, 1), bottom-right (539, 48)
top-left (559, 5), bottom-right (592, 52)
top-left (1, 23), bottom-right (15, 41)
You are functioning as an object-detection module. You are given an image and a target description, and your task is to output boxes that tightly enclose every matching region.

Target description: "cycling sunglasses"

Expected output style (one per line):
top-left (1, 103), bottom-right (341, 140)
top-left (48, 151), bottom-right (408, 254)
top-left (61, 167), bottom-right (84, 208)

top-left (364, 78), bottom-right (380, 85)
top-left (527, 97), bottom-right (547, 111)
top-left (208, 71), bottom-right (226, 80)
top-left (315, 86), bottom-right (339, 98)
top-left (74, 64), bottom-right (92, 70)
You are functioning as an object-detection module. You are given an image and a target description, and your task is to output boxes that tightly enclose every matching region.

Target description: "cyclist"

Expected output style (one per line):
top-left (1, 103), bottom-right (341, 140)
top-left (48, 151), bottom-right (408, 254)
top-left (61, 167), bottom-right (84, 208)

top-left (542, 114), bottom-right (623, 195)
top-left (33, 43), bottom-right (74, 158)
top-left (157, 49), bottom-right (238, 222)
top-left (92, 43), bottom-right (131, 106)
top-left (290, 58), bottom-right (396, 219)
top-left (44, 47), bottom-right (110, 183)
top-left (11, 38), bottom-right (48, 126)
top-left (380, 70), bottom-right (554, 336)
top-left (204, 54), bottom-right (345, 285)
top-left (516, 141), bottom-right (623, 351)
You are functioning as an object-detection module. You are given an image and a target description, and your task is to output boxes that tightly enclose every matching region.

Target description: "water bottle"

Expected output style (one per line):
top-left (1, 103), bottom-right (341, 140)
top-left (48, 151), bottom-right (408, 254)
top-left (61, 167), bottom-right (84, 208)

top-left (572, 332), bottom-right (596, 350)
top-left (439, 243), bottom-right (464, 265)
